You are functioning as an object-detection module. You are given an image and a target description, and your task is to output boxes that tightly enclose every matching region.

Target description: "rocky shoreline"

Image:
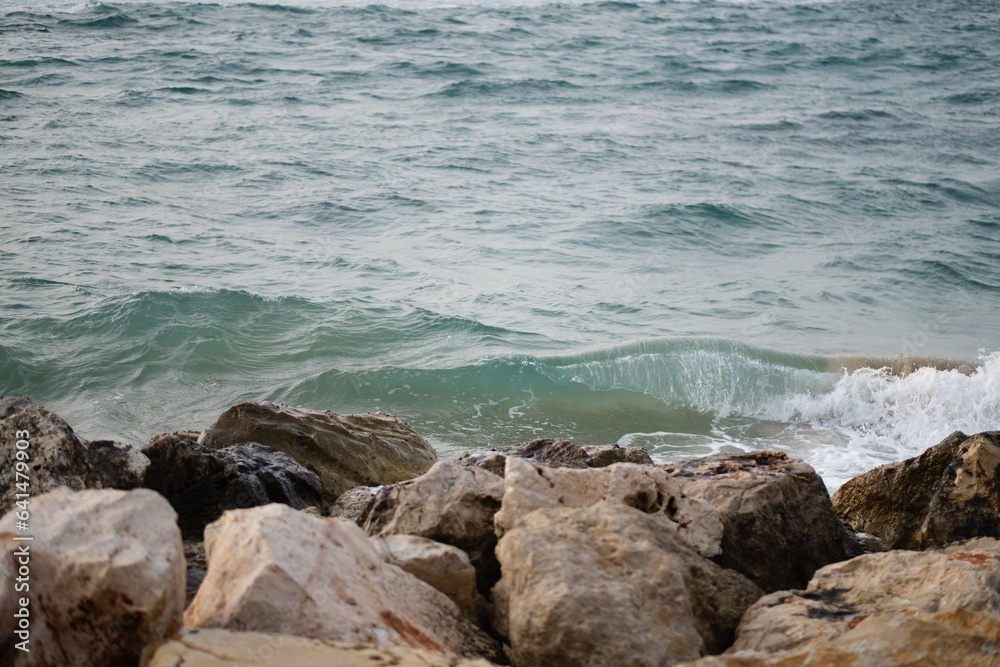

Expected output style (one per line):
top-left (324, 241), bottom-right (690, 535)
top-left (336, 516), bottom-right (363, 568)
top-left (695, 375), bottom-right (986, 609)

top-left (2, 396), bottom-right (1000, 665)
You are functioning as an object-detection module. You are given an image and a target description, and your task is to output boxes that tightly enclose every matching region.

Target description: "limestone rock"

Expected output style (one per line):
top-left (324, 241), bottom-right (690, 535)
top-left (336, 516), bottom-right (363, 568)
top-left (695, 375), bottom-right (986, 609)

top-left (361, 462), bottom-right (505, 594)
top-left (184, 504), bottom-right (501, 661)
top-left (0, 487), bottom-right (185, 666)
top-left (494, 457), bottom-right (723, 559)
top-left (198, 402), bottom-right (436, 507)
top-left (143, 434), bottom-right (322, 539)
top-left (329, 485), bottom-right (378, 523)
top-left (834, 431), bottom-right (1000, 549)
top-left (142, 628), bottom-right (497, 667)
top-left (373, 535), bottom-right (480, 617)
top-left (0, 397), bottom-right (148, 514)
top-left (730, 538), bottom-right (1000, 656)
top-left (494, 500), bottom-right (762, 666)
top-left (454, 438), bottom-right (593, 476)
top-left (664, 451), bottom-right (861, 592)
top-left (584, 443), bottom-right (654, 467)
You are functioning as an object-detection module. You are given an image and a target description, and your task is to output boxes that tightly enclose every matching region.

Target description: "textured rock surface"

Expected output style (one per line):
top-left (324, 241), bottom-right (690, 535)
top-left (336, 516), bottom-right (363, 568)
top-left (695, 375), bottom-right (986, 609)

top-left (184, 504), bottom-right (501, 661)
top-left (664, 451), bottom-right (861, 592)
top-left (361, 462), bottom-right (505, 594)
top-left (142, 629), bottom-right (497, 667)
top-left (584, 443), bottom-right (654, 467)
top-left (0, 487), bottom-right (185, 666)
top-left (373, 535), bottom-right (480, 617)
top-left (494, 500), bottom-right (762, 666)
top-left (0, 396), bottom-right (148, 514)
top-left (834, 430), bottom-right (1000, 549)
top-left (454, 438), bottom-right (593, 476)
top-left (198, 402), bottom-right (436, 506)
top-left (143, 433), bottom-right (322, 539)
top-left (329, 485), bottom-right (378, 523)
top-left (495, 457), bottom-right (723, 558)
top-left (730, 538), bottom-right (1000, 656)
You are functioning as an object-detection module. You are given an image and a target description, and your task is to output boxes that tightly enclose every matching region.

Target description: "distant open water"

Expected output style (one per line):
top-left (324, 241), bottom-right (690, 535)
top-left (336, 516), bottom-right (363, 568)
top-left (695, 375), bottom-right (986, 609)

top-left (2, 0), bottom-right (999, 489)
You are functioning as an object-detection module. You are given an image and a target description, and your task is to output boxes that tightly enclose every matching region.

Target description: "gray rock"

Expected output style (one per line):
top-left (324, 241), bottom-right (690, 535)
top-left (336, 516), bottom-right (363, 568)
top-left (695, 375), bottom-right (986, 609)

top-left (329, 485), bottom-right (378, 523)
top-left (584, 444), bottom-right (654, 467)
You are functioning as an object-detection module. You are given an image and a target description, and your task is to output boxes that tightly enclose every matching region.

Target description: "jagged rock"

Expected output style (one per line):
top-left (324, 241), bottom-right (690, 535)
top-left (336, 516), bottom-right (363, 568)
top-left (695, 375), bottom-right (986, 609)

top-left (454, 438), bottom-right (594, 476)
top-left (141, 628), bottom-right (497, 667)
top-left (142, 434), bottom-right (322, 539)
top-left (833, 431), bottom-right (1000, 549)
top-left (584, 443), bottom-right (654, 467)
top-left (361, 463), bottom-right (504, 594)
top-left (730, 538), bottom-right (1000, 656)
top-left (0, 397), bottom-right (148, 515)
top-left (184, 504), bottom-right (502, 662)
top-left (329, 486), bottom-right (378, 523)
top-left (183, 541), bottom-right (208, 608)
top-left (0, 487), bottom-right (185, 666)
top-left (493, 500), bottom-right (762, 666)
top-left (664, 451), bottom-right (862, 592)
top-left (373, 535), bottom-right (480, 617)
top-left (494, 457), bottom-right (723, 559)
top-left (198, 402), bottom-right (436, 507)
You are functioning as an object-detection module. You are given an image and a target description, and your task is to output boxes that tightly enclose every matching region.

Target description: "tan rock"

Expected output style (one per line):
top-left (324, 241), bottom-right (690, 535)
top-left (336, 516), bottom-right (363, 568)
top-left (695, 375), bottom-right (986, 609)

top-left (584, 444), bottom-right (654, 467)
top-left (494, 500), bottom-right (763, 666)
top-left (198, 402), bottom-right (436, 508)
top-left (373, 535), bottom-right (479, 617)
top-left (1, 487), bottom-right (185, 666)
top-left (329, 485), bottom-right (378, 523)
top-left (494, 457), bottom-right (723, 558)
top-left (184, 504), bottom-right (501, 661)
top-left (665, 451), bottom-right (861, 592)
top-left (453, 437), bottom-right (594, 476)
top-left (834, 431), bottom-right (1000, 549)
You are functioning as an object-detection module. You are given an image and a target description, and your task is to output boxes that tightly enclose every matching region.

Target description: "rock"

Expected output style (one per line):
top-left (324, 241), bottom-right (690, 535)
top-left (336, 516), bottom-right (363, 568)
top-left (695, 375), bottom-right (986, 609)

top-left (454, 438), bottom-right (593, 475)
top-left (329, 486), bottom-right (378, 523)
top-left (584, 444), bottom-right (654, 467)
top-left (361, 462), bottom-right (505, 594)
top-left (0, 397), bottom-right (148, 514)
top-left (183, 541), bottom-right (208, 608)
top-left (494, 457), bottom-right (723, 559)
top-left (0, 487), bottom-right (185, 666)
top-left (664, 451), bottom-right (862, 592)
top-left (833, 430), bottom-right (1000, 549)
top-left (198, 402), bottom-right (436, 507)
top-left (142, 628), bottom-right (497, 667)
top-left (184, 504), bottom-right (502, 662)
top-left (142, 434), bottom-right (322, 539)
top-left (493, 500), bottom-right (763, 666)
top-left (729, 538), bottom-right (1000, 656)
top-left (373, 535), bottom-right (480, 617)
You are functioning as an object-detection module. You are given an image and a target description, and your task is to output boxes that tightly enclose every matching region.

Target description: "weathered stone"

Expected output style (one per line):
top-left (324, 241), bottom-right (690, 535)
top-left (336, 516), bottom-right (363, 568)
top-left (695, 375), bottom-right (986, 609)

top-left (143, 434), bottom-right (322, 539)
top-left (329, 485), bottom-right (378, 523)
top-left (730, 538), bottom-right (1000, 656)
top-left (184, 541), bottom-right (208, 608)
top-left (0, 487), bottom-right (185, 666)
top-left (198, 402), bottom-right (436, 507)
top-left (834, 431), bottom-right (1000, 549)
top-left (584, 444), bottom-right (655, 467)
top-left (142, 629), bottom-right (497, 667)
top-left (664, 451), bottom-right (861, 592)
top-left (454, 438), bottom-right (594, 476)
top-left (494, 457), bottom-right (723, 559)
top-left (361, 462), bottom-right (504, 594)
top-left (373, 535), bottom-right (480, 617)
top-left (0, 397), bottom-right (148, 514)
top-left (494, 500), bottom-right (762, 666)
top-left (184, 504), bottom-right (502, 662)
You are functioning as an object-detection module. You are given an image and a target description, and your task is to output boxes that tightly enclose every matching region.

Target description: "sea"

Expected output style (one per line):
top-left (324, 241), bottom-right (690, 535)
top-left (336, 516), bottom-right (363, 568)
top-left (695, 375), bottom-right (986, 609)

top-left (2, 0), bottom-right (999, 491)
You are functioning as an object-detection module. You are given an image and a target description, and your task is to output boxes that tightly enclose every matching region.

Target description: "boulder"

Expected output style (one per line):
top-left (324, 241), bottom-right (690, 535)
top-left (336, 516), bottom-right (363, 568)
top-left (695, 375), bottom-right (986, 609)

top-left (184, 504), bottom-right (502, 662)
top-left (664, 451), bottom-right (862, 592)
top-left (494, 457), bottom-right (723, 559)
top-left (584, 443), bottom-right (654, 467)
top-left (198, 402), bottom-right (436, 507)
top-left (142, 628), bottom-right (497, 667)
top-left (361, 463), bottom-right (504, 594)
top-left (183, 541), bottom-right (208, 608)
top-left (0, 397), bottom-right (148, 514)
top-left (329, 486), bottom-right (378, 523)
top-left (373, 535), bottom-right (480, 617)
top-left (493, 500), bottom-right (762, 666)
top-left (728, 538), bottom-right (1000, 656)
top-left (142, 434), bottom-right (322, 539)
top-left (0, 487), bottom-right (185, 666)
top-left (454, 438), bottom-right (593, 475)
top-left (833, 430), bottom-right (1000, 549)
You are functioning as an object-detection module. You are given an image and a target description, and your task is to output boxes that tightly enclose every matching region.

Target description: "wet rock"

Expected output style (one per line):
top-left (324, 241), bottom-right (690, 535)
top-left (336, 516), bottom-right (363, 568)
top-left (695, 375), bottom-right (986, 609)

top-left (584, 443), bottom-right (654, 467)
top-left (494, 457), bottom-right (723, 559)
top-left (184, 504), bottom-right (502, 662)
top-left (493, 500), bottom-right (762, 666)
top-left (454, 438), bottom-right (593, 476)
top-left (373, 535), bottom-right (480, 617)
top-left (361, 462), bottom-right (504, 594)
top-left (664, 451), bottom-right (862, 592)
top-left (329, 485), bottom-right (378, 523)
top-left (142, 433), bottom-right (322, 540)
top-left (833, 430), bottom-right (1000, 549)
top-left (729, 538), bottom-right (1000, 656)
top-left (0, 487), bottom-right (185, 666)
top-left (198, 402), bottom-right (436, 507)
top-left (141, 628), bottom-right (497, 667)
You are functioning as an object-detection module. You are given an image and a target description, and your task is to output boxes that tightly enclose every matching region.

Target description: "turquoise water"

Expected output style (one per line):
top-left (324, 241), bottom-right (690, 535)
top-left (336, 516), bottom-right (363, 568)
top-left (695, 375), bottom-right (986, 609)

top-left (2, 0), bottom-right (999, 488)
